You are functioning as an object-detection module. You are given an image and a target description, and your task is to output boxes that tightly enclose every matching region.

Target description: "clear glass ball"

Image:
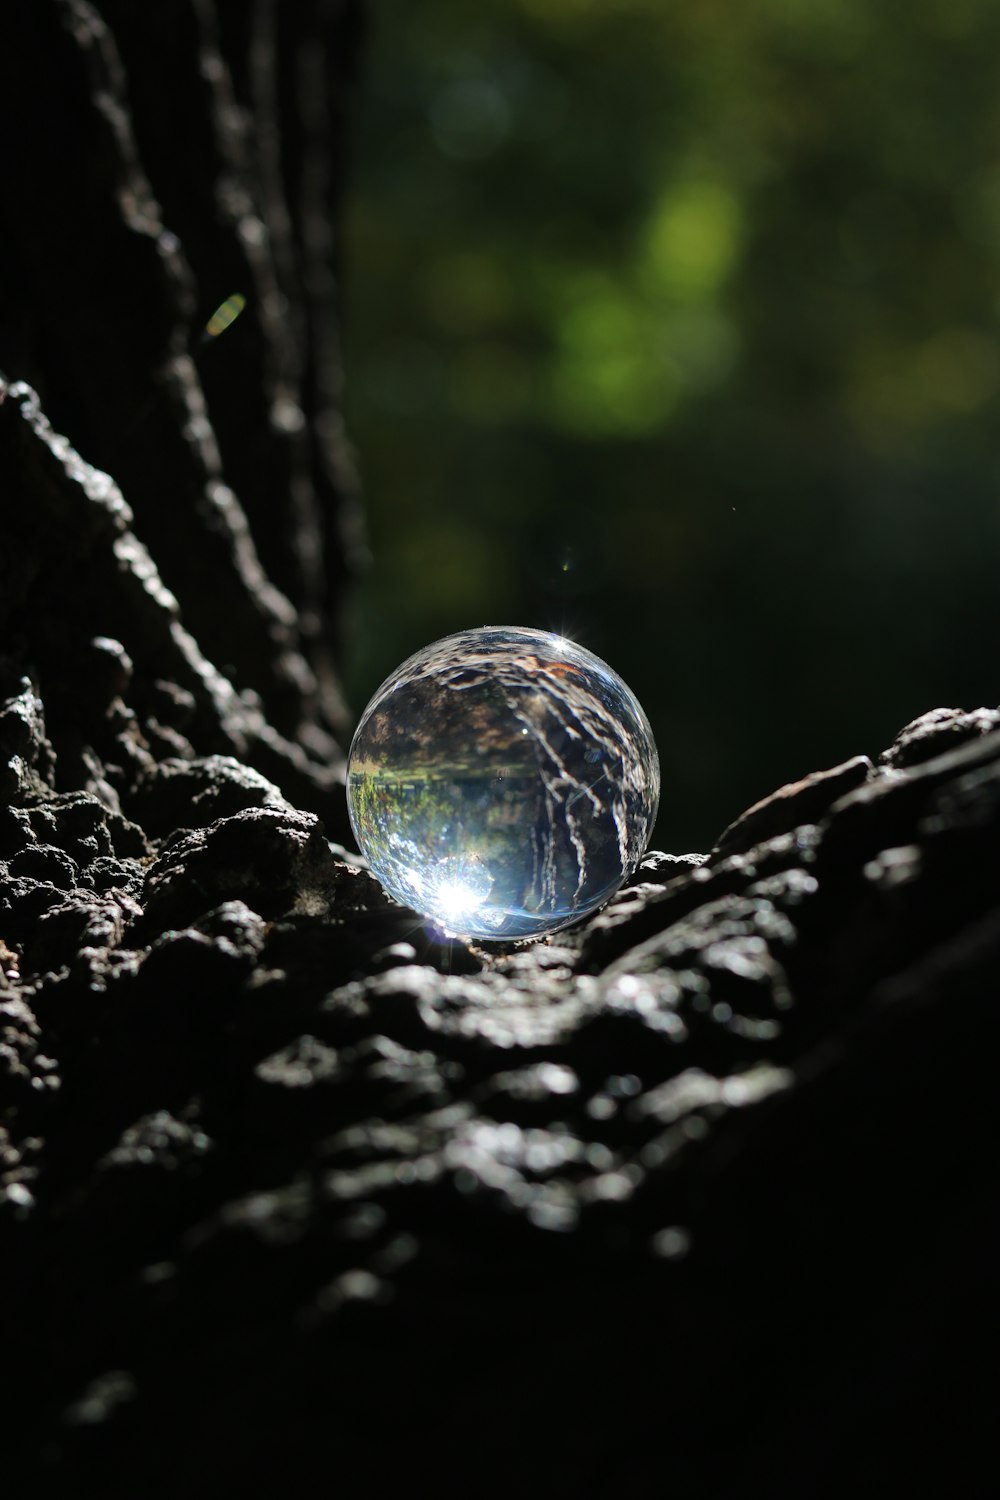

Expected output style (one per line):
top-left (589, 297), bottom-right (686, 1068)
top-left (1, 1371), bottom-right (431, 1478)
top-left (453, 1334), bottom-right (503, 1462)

top-left (346, 626), bottom-right (660, 941)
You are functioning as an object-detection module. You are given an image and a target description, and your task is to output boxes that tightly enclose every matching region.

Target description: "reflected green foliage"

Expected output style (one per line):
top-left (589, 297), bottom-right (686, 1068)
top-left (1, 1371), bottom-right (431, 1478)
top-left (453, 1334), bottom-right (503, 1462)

top-left (344, 0), bottom-right (1000, 847)
top-left (350, 761), bottom-right (554, 930)
top-left (346, 626), bottom-right (659, 937)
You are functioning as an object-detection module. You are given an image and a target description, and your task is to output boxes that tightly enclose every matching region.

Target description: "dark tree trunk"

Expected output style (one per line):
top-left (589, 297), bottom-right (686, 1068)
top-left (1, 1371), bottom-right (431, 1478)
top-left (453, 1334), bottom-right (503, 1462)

top-left (0, 7), bottom-right (994, 1498)
top-left (0, 0), bottom-right (363, 814)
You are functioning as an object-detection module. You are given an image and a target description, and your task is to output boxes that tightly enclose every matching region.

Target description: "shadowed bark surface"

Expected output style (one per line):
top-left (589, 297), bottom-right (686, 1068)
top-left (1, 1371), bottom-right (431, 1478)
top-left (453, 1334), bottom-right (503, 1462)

top-left (0, 6), bottom-right (995, 1498)
top-left (0, 0), bottom-right (362, 790)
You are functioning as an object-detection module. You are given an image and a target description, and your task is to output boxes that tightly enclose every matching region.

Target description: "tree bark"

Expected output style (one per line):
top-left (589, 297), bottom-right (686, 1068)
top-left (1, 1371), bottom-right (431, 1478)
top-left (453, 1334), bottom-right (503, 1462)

top-left (0, 6), bottom-right (994, 1497)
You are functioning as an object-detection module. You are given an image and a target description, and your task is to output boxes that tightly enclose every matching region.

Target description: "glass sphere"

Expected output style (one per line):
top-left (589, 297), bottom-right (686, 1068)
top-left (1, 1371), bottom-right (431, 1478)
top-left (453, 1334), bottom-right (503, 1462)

top-left (346, 626), bottom-right (660, 941)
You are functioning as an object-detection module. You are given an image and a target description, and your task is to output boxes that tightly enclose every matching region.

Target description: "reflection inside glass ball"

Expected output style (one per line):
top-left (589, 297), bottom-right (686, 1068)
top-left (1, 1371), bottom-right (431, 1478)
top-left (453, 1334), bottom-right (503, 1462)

top-left (346, 626), bottom-right (660, 940)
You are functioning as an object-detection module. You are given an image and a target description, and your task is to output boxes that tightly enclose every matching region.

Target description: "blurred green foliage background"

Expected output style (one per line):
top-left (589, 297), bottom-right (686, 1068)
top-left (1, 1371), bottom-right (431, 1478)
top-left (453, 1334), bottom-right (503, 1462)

top-left (343, 0), bottom-right (1000, 850)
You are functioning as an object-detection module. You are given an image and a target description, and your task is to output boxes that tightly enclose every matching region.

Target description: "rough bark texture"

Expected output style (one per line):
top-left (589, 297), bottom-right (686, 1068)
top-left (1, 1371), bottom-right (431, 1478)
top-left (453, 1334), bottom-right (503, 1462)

top-left (0, 0), bottom-right (362, 818)
top-left (1, 6), bottom-right (995, 1498)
